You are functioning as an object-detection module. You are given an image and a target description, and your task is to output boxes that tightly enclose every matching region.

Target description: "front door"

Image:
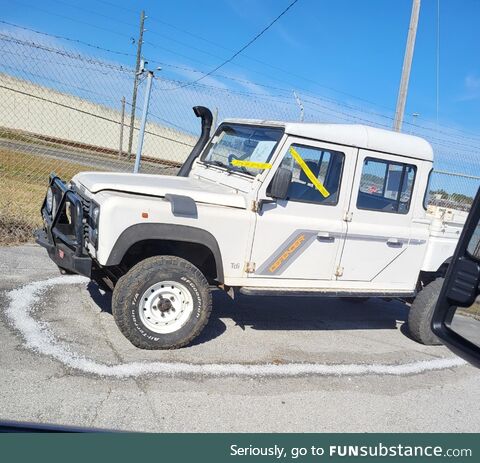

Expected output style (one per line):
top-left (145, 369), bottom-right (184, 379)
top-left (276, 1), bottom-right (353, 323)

top-left (249, 137), bottom-right (356, 281)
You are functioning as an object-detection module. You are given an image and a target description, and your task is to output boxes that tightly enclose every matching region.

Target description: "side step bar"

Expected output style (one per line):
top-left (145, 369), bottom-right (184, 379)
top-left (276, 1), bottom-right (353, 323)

top-left (238, 287), bottom-right (416, 298)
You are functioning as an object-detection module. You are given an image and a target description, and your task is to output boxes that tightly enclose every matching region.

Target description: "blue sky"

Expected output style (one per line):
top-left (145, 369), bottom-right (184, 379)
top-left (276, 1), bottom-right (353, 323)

top-left (1, 0), bottom-right (479, 195)
top-left (3, 0), bottom-right (479, 131)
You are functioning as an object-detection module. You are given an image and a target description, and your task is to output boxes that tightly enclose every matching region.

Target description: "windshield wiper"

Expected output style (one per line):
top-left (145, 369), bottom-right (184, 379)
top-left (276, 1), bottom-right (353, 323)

top-left (211, 160), bottom-right (228, 169)
top-left (206, 160), bottom-right (253, 177)
top-left (233, 164), bottom-right (253, 176)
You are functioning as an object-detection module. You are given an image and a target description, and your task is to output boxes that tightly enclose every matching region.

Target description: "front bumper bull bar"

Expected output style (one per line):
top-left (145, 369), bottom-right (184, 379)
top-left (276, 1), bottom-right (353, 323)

top-left (34, 173), bottom-right (92, 277)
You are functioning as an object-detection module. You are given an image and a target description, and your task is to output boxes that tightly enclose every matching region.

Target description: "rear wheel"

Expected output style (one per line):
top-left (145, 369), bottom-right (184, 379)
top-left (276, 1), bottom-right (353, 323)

top-left (407, 278), bottom-right (443, 345)
top-left (112, 255), bottom-right (212, 349)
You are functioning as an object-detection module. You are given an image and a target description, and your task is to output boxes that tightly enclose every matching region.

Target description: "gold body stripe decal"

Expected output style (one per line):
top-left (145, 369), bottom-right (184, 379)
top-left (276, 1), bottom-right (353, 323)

top-left (256, 230), bottom-right (319, 275)
top-left (268, 233), bottom-right (306, 273)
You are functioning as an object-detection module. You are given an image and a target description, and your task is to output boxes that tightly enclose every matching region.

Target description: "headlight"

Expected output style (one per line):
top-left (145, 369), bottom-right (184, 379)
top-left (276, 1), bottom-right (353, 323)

top-left (91, 206), bottom-right (100, 227)
top-left (88, 203), bottom-right (100, 248)
top-left (46, 187), bottom-right (53, 213)
top-left (89, 227), bottom-right (98, 247)
top-left (52, 193), bottom-right (58, 215)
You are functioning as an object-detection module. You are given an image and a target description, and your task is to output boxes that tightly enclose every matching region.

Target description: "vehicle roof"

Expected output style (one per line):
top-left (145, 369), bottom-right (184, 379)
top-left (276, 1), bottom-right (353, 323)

top-left (221, 119), bottom-right (434, 162)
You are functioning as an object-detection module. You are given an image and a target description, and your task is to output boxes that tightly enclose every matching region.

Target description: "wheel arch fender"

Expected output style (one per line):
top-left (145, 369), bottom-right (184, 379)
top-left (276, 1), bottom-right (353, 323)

top-left (417, 256), bottom-right (452, 290)
top-left (105, 223), bottom-right (224, 283)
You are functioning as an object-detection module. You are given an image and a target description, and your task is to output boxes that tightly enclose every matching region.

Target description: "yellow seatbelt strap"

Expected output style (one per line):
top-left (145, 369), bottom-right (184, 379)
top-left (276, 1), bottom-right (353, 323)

top-left (231, 159), bottom-right (272, 170)
top-left (289, 146), bottom-right (330, 198)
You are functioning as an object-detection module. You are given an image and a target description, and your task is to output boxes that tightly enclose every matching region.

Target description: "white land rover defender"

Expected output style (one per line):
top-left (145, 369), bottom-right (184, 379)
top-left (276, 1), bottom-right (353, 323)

top-left (36, 107), bottom-right (465, 349)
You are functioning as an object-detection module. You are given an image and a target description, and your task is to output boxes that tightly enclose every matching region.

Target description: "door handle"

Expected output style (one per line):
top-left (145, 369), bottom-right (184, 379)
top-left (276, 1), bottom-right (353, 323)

top-left (386, 237), bottom-right (403, 246)
top-left (317, 231), bottom-right (335, 241)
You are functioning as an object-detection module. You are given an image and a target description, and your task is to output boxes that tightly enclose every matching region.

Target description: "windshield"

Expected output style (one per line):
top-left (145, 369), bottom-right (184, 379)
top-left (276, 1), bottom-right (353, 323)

top-left (201, 123), bottom-right (284, 176)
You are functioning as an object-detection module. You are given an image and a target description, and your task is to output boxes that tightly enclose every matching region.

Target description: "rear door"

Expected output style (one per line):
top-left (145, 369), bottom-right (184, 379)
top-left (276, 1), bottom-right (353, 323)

top-left (249, 137), bottom-right (356, 281)
top-left (339, 150), bottom-right (419, 284)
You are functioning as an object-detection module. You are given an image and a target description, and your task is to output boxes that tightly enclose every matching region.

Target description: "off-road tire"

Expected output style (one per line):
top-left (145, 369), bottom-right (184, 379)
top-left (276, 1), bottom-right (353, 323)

top-left (408, 278), bottom-right (443, 345)
top-left (112, 256), bottom-right (212, 349)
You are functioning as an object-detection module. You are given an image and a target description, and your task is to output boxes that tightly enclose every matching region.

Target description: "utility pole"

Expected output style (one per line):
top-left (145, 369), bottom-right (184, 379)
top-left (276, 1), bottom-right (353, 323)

top-left (393, 0), bottom-right (421, 132)
top-left (128, 9), bottom-right (146, 159)
top-left (133, 61), bottom-right (155, 174)
top-left (118, 96), bottom-right (126, 158)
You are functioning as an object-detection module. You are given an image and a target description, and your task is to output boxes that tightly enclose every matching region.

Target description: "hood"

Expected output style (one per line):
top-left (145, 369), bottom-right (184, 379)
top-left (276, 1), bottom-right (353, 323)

top-left (73, 172), bottom-right (247, 209)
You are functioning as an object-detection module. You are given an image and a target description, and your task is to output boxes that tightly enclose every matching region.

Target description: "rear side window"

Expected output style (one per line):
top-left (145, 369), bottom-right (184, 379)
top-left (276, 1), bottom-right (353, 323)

top-left (279, 144), bottom-right (344, 205)
top-left (357, 157), bottom-right (416, 214)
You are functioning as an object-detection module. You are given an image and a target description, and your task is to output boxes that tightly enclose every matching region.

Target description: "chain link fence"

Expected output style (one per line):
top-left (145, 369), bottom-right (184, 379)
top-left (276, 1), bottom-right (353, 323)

top-left (0, 29), bottom-right (479, 243)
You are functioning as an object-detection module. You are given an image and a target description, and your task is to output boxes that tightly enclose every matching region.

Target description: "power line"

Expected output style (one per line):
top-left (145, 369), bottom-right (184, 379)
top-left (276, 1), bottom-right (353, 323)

top-left (3, 31), bottom-right (478, 151)
top-left (6, 0), bottom-right (454, 126)
top-left (173, 0), bottom-right (301, 88)
top-left (142, 16), bottom-right (480, 139)
top-left (0, 20), bottom-right (478, 146)
top-left (1, 66), bottom-right (478, 158)
top-left (94, 0), bottom-right (408, 111)
top-left (49, 0), bottom-right (232, 65)
top-left (12, 0), bottom-right (480, 143)
top-left (2, 27), bottom-right (479, 151)
top-left (156, 60), bottom-right (480, 146)
top-left (50, 0), bottom-right (315, 98)
top-left (96, 0), bottom-right (231, 52)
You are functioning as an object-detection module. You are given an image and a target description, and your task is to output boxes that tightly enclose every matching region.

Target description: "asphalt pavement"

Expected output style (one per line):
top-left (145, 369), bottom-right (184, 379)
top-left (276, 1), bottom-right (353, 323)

top-left (1, 244), bottom-right (479, 432)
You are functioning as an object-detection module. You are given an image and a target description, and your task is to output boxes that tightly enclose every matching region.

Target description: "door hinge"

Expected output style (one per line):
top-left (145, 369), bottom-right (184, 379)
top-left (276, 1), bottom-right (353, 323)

top-left (244, 261), bottom-right (256, 273)
top-left (251, 200), bottom-right (259, 212)
top-left (334, 266), bottom-right (344, 277)
top-left (343, 211), bottom-right (353, 222)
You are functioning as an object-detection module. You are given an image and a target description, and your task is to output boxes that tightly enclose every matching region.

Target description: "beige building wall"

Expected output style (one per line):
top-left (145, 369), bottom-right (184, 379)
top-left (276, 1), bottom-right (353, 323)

top-left (0, 73), bottom-right (196, 164)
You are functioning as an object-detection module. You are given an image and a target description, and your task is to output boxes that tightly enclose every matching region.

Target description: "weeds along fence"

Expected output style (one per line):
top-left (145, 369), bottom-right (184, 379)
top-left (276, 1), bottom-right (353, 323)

top-left (0, 30), bottom-right (479, 242)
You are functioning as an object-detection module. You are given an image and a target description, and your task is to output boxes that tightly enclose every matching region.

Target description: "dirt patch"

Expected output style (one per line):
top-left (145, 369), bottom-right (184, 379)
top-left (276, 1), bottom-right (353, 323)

top-left (0, 213), bottom-right (37, 245)
top-left (0, 148), bottom-right (101, 244)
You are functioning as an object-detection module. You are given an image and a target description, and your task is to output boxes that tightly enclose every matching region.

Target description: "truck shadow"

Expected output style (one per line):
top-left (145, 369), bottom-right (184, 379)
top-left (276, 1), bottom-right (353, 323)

top-left (213, 291), bottom-right (409, 332)
top-left (87, 283), bottom-right (410, 345)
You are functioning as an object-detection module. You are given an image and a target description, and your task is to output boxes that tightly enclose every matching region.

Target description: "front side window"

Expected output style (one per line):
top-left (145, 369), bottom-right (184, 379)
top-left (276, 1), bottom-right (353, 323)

top-left (357, 157), bottom-right (416, 214)
top-left (278, 143), bottom-right (344, 205)
top-left (201, 124), bottom-right (284, 176)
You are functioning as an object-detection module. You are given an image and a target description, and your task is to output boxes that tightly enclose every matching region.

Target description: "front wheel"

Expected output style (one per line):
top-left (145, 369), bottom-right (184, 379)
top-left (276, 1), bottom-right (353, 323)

top-left (112, 256), bottom-right (212, 349)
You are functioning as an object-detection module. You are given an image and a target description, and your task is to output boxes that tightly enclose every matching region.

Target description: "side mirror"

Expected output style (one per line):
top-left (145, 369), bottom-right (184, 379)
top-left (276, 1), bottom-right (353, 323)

top-left (432, 187), bottom-right (480, 368)
top-left (266, 167), bottom-right (292, 200)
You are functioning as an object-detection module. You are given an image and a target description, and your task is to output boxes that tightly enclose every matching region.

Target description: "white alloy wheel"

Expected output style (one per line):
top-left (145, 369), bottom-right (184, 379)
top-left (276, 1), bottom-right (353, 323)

top-left (139, 280), bottom-right (194, 334)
